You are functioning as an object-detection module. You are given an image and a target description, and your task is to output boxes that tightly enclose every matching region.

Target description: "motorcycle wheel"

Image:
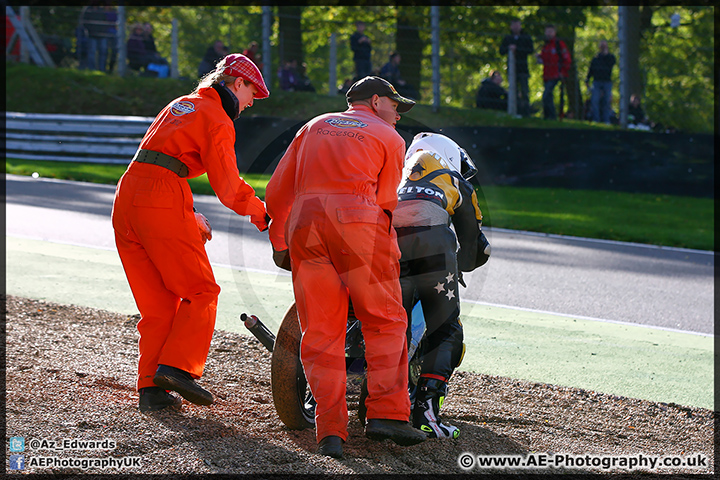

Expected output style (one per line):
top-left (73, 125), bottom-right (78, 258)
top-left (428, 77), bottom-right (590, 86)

top-left (270, 303), bottom-right (315, 430)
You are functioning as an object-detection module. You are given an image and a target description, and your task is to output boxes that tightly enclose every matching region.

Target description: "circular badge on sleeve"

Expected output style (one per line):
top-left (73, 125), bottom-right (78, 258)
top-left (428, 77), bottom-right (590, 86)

top-left (170, 101), bottom-right (196, 116)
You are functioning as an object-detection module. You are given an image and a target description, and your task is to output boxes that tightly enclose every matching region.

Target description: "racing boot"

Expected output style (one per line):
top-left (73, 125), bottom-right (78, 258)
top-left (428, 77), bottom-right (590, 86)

top-left (412, 376), bottom-right (460, 439)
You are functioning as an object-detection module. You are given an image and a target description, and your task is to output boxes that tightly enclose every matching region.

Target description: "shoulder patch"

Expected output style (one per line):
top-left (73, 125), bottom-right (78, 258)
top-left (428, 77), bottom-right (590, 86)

top-left (170, 101), bottom-right (196, 117)
top-left (325, 118), bottom-right (368, 129)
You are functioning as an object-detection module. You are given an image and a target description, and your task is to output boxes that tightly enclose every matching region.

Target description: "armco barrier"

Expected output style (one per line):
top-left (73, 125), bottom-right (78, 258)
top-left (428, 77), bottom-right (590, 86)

top-left (6, 112), bottom-right (154, 164)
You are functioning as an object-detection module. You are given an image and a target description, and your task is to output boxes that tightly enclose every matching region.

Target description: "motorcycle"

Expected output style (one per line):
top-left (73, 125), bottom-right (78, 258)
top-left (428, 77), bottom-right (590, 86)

top-left (242, 300), bottom-right (428, 430)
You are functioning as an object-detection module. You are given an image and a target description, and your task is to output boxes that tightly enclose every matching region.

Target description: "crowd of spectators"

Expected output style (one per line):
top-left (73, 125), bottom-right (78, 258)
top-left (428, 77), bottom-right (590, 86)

top-left (65, 12), bottom-right (659, 130)
top-left (480, 17), bottom-right (655, 130)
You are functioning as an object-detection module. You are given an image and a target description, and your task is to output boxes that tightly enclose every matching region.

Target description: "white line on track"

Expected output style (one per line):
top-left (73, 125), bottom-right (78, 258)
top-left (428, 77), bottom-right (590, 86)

top-left (488, 227), bottom-right (713, 255)
top-left (463, 297), bottom-right (714, 338)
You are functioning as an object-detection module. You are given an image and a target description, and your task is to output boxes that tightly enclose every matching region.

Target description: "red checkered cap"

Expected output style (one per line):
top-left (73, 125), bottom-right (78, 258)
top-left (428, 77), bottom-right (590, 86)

top-left (218, 53), bottom-right (269, 99)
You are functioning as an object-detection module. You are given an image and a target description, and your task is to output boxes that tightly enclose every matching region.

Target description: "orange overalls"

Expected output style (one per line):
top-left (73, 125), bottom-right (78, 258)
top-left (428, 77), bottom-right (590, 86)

top-left (111, 87), bottom-right (266, 391)
top-left (266, 105), bottom-right (410, 442)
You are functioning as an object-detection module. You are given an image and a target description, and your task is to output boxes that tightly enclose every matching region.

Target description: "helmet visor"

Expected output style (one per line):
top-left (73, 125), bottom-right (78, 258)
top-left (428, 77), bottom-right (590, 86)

top-left (459, 148), bottom-right (478, 180)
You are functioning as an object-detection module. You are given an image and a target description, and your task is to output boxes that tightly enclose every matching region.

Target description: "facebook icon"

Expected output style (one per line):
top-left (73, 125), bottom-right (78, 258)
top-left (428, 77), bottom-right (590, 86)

top-left (9, 454), bottom-right (25, 470)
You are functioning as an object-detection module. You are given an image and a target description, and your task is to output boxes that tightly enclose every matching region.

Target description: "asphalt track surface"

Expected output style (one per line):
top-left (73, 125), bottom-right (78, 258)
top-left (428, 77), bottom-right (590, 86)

top-left (4, 174), bottom-right (714, 409)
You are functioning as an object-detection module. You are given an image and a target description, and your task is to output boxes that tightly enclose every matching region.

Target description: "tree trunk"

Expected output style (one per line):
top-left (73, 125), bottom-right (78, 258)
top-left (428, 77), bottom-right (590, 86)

top-left (277, 6), bottom-right (303, 65)
top-left (395, 7), bottom-right (423, 100)
top-left (624, 6), bottom-right (644, 98)
top-left (563, 33), bottom-right (582, 120)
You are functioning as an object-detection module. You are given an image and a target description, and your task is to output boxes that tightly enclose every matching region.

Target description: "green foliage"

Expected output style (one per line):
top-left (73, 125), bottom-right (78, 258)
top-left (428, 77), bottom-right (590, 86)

top-left (5, 63), bottom-right (197, 116)
top-left (125, 6), bottom-right (265, 80)
top-left (16, 5), bottom-right (715, 133)
top-left (7, 61), bottom-right (597, 131)
top-left (640, 6), bottom-right (714, 133)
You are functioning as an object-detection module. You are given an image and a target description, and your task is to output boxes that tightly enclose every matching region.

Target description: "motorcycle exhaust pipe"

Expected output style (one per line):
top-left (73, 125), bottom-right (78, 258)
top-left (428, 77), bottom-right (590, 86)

top-left (241, 313), bottom-right (276, 352)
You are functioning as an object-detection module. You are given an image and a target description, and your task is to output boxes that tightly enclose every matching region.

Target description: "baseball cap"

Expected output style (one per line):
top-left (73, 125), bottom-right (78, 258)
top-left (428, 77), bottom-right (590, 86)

top-left (346, 76), bottom-right (416, 113)
top-left (218, 53), bottom-right (270, 99)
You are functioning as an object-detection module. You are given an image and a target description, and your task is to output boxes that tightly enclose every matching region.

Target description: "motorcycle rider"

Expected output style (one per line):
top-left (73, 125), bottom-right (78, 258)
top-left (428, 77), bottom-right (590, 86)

top-left (393, 132), bottom-right (491, 439)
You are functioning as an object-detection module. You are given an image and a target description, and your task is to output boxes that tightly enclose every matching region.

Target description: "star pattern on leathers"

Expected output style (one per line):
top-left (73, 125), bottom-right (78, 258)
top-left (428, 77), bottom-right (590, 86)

top-left (434, 272), bottom-right (457, 301)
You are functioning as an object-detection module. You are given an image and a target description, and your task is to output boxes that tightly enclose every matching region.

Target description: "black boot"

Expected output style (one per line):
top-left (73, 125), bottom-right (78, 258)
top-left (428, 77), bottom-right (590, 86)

top-left (153, 365), bottom-right (214, 406)
top-left (412, 377), bottom-right (459, 439)
top-left (138, 386), bottom-right (182, 412)
top-left (317, 435), bottom-right (344, 459)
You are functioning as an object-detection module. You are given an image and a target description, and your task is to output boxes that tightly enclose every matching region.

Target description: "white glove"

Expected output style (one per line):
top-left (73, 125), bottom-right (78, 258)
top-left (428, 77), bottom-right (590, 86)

top-left (195, 211), bottom-right (212, 243)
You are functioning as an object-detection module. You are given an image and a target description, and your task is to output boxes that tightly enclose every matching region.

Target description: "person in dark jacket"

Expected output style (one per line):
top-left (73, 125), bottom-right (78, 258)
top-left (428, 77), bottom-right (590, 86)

top-left (475, 71), bottom-right (508, 111)
top-left (499, 18), bottom-right (534, 116)
top-left (80, 2), bottom-right (114, 72)
top-left (198, 40), bottom-right (228, 77)
top-left (350, 21), bottom-right (372, 81)
top-left (585, 40), bottom-right (616, 124)
top-left (126, 23), bottom-right (149, 71)
top-left (142, 23), bottom-right (169, 76)
top-left (393, 132), bottom-right (491, 439)
top-left (379, 51), bottom-right (420, 100)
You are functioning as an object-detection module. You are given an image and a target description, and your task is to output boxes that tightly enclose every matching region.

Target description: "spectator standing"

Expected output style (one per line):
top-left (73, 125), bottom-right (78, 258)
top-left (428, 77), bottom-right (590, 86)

top-left (198, 40), bottom-right (228, 77)
top-left (80, 2), bottom-right (111, 72)
top-left (103, 3), bottom-right (118, 73)
top-left (265, 76), bottom-right (426, 459)
top-left (499, 18), bottom-right (534, 116)
top-left (75, 22), bottom-right (89, 69)
top-left (585, 40), bottom-right (616, 124)
top-left (536, 24), bottom-right (571, 120)
top-left (380, 51), bottom-right (420, 100)
top-left (475, 70), bottom-right (508, 111)
top-left (350, 21), bottom-right (372, 81)
top-left (242, 41), bottom-right (262, 69)
top-left (278, 59), bottom-right (299, 91)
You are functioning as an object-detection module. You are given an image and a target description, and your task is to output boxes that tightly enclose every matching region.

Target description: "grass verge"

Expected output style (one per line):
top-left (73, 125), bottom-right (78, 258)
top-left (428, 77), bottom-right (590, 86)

top-left (7, 158), bottom-right (712, 251)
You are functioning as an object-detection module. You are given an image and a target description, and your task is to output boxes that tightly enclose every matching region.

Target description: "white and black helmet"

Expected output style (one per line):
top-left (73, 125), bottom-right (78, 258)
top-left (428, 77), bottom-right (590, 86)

top-left (405, 132), bottom-right (478, 180)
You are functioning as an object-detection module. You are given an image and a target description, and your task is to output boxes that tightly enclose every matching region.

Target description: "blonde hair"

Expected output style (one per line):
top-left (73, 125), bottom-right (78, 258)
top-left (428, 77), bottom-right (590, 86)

top-left (193, 70), bottom-right (238, 94)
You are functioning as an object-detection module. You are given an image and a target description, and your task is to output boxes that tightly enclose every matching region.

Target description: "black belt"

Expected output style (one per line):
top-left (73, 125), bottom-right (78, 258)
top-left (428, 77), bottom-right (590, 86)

top-left (132, 149), bottom-right (189, 177)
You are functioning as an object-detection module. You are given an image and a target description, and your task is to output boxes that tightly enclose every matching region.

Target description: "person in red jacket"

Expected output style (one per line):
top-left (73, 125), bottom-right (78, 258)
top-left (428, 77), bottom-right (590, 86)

top-left (265, 76), bottom-right (427, 458)
top-left (536, 24), bottom-right (572, 120)
top-left (111, 53), bottom-right (270, 413)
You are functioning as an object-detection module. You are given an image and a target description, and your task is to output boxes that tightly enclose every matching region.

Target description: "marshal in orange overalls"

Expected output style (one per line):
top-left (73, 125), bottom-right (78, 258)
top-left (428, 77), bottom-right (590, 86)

top-left (112, 86), bottom-right (266, 391)
top-left (266, 104), bottom-right (410, 443)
